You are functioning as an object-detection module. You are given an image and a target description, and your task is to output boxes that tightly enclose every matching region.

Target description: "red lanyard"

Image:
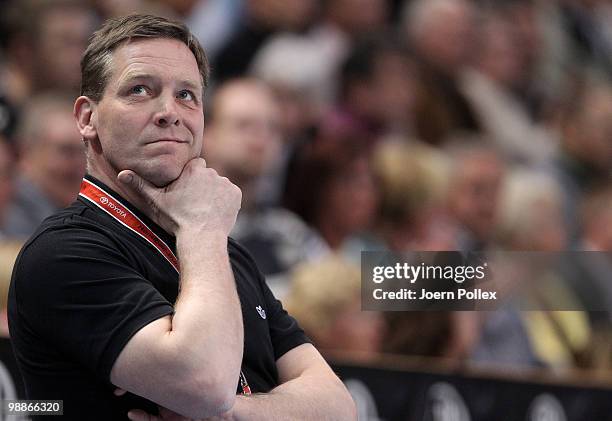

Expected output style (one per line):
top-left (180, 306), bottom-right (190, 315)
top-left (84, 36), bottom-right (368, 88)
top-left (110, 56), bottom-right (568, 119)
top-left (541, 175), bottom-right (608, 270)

top-left (79, 178), bottom-right (252, 395)
top-left (79, 179), bottom-right (179, 273)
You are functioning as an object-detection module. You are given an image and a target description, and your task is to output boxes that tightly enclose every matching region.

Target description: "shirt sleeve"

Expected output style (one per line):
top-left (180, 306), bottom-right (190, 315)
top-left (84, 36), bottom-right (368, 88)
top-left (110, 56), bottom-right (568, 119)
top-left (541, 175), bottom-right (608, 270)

top-left (12, 226), bottom-right (174, 384)
top-left (235, 245), bottom-right (311, 361)
top-left (261, 277), bottom-right (311, 361)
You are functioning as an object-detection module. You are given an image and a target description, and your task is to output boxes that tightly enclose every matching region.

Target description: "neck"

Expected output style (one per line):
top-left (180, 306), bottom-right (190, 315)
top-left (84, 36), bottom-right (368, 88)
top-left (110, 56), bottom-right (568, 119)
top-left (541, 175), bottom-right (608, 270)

top-left (87, 160), bottom-right (149, 215)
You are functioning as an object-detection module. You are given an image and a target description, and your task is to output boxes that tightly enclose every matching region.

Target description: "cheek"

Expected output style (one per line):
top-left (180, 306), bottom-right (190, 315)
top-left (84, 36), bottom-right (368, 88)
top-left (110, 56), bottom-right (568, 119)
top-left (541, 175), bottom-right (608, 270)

top-left (185, 112), bottom-right (205, 140)
top-left (98, 105), bottom-right (147, 141)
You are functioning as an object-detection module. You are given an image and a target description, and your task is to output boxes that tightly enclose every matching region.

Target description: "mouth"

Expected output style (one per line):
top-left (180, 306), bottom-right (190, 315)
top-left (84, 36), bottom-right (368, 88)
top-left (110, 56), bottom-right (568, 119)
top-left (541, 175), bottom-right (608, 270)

top-left (147, 138), bottom-right (188, 144)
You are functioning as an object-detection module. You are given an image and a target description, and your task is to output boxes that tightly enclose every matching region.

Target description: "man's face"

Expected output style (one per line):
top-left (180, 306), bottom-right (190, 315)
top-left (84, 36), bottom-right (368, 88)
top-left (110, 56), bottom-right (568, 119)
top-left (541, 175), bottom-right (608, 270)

top-left (90, 38), bottom-right (204, 187)
top-left (448, 152), bottom-right (503, 242)
top-left (415, 2), bottom-right (474, 71)
top-left (206, 83), bottom-right (282, 180)
top-left (37, 7), bottom-right (95, 91)
top-left (29, 109), bottom-right (86, 207)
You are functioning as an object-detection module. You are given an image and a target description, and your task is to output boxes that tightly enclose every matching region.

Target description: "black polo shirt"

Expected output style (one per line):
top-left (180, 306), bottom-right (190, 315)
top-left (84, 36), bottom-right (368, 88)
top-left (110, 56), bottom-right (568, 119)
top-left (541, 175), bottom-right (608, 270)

top-left (8, 175), bottom-right (309, 420)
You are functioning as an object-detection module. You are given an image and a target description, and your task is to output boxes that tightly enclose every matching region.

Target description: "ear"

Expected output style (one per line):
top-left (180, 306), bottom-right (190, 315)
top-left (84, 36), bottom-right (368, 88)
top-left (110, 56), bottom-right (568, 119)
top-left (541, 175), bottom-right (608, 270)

top-left (74, 96), bottom-right (98, 143)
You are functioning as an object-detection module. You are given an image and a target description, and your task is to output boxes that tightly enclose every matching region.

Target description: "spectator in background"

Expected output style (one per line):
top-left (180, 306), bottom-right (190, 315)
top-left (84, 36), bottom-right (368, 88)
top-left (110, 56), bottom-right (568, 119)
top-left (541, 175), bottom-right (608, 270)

top-left (561, 185), bottom-right (612, 329)
top-left (283, 135), bottom-right (378, 253)
top-left (495, 171), bottom-right (567, 252)
top-left (444, 140), bottom-right (505, 252)
top-left (581, 185), bottom-right (612, 253)
top-left (213, 0), bottom-right (319, 83)
top-left (285, 254), bottom-right (385, 360)
top-left (327, 35), bottom-right (418, 142)
top-left (204, 78), bottom-right (327, 295)
top-left (250, 0), bottom-right (390, 129)
top-left (3, 93), bottom-right (86, 238)
top-left (205, 79), bottom-right (283, 207)
top-left (1, 0), bottom-right (97, 107)
top-left (559, 0), bottom-right (612, 77)
top-left (554, 81), bottom-right (612, 244)
top-left (368, 140), bottom-right (481, 361)
top-left (367, 140), bottom-right (450, 252)
top-left (185, 0), bottom-right (245, 60)
top-left (403, 0), bottom-right (481, 145)
top-left (504, 0), bottom-right (554, 120)
top-left (473, 170), bottom-right (590, 369)
top-left (325, 0), bottom-right (389, 40)
top-left (459, 10), bottom-right (557, 168)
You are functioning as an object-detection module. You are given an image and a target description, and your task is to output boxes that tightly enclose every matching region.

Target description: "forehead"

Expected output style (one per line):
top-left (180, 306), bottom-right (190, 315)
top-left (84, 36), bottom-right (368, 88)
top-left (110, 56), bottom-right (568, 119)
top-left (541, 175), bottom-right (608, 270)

top-left (217, 84), bottom-right (279, 118)
top-left (108, 38), bottom-right (202, 87)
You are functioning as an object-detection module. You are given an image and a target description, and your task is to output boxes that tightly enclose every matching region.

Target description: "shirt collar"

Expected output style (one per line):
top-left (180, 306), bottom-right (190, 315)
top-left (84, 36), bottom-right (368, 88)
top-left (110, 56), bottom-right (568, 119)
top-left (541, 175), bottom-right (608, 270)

top-left (81, 173), bottom-right (176, 250)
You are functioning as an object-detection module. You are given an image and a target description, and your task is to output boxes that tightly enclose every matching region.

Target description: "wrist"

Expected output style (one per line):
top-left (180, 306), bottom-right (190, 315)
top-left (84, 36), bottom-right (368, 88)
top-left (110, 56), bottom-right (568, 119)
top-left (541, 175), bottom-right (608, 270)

top-left (176, 228), bottom-right (229, 263)
top-left (224, 395), bottom-right (249, 421)
top-left (177, 226), bottom-right (228, 244)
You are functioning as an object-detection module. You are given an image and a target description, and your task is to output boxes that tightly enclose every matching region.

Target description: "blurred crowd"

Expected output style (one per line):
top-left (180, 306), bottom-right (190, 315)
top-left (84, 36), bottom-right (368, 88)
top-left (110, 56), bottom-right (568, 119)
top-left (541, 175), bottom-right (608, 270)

top-left (1, 0), bottom-right (612, 375)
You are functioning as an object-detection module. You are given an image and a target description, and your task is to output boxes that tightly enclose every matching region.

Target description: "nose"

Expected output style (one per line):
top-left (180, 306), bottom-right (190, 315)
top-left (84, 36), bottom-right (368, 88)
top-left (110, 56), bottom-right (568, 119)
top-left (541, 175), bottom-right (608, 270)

top-left (154, 95), bottom-right (180, 128)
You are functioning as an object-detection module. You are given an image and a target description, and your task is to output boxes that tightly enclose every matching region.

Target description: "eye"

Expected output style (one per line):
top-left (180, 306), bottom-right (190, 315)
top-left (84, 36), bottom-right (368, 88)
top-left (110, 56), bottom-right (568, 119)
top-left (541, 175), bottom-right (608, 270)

top-left (129, 85), bottom-right (148, 96)
top-left (177, 90), bottom-right (195, 101)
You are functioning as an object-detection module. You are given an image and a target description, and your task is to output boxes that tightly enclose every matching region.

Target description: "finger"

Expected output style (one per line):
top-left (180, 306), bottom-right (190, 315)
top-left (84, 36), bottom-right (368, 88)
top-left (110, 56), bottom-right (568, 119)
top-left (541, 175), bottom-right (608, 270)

top-left (117, 170), bottom-right (158, 201)
top-left (183, 156), bottom-right (206, 171)
top-left (127, 409), bottom-right (159, 421)
top-left (114, 387), bottom-right (127, 396)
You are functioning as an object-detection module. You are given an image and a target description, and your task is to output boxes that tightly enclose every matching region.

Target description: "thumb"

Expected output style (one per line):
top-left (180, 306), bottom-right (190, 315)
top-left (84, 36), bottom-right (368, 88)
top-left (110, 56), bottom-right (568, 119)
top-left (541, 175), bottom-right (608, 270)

top-left (117, 170), bottom-right (158, 202)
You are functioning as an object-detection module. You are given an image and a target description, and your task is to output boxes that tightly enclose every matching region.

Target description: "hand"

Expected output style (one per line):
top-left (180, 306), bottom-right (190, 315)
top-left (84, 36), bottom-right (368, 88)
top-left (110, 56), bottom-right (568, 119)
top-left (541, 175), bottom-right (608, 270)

top-left (117, 158), bottom-right (242, 236)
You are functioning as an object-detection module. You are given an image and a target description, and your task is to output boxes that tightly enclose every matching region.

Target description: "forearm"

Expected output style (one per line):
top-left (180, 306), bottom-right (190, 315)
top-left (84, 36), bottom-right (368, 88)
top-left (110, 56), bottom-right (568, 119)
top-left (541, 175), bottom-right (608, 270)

top-left (229, 368), bottom-right (356, 421)
top-left (169, 229), bottom-right (243, 391)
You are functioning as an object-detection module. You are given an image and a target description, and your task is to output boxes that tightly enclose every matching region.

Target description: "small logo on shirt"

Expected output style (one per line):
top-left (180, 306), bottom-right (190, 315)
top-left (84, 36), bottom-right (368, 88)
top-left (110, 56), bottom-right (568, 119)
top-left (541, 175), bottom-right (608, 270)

top-left (100, 196), bottom-right (108, 204)
top-left (256, 305), bottom-right (266, 319)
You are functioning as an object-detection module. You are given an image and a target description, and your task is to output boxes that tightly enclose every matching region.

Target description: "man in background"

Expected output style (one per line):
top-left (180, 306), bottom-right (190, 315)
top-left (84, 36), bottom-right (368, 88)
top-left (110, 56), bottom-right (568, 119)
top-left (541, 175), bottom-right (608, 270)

top-left (4, 93), bottom-right (86, 237)
top-left (204, 78), bottom-right (328, 293)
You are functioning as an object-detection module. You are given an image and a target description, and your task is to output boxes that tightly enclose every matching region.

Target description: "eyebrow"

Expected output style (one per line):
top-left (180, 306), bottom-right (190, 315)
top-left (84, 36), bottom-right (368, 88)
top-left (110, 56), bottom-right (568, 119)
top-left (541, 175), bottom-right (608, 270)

top-left (120, 72), bottom-right (202, 93)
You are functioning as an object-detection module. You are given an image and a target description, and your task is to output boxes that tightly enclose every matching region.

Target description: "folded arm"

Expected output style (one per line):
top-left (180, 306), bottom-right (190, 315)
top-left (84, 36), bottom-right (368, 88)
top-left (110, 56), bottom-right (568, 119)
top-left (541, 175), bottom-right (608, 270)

top-left (229, 343), bottom-right (357, 421)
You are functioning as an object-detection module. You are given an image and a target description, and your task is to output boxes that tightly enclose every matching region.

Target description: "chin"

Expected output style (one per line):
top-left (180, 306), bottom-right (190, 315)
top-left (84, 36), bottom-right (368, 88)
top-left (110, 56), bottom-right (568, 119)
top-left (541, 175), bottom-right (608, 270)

top-left (140, 164), bottom-right (181, 188)
top-left (148, 172), bottom-right (180, 188)
top-left (145, 154), bottom-right (193, 186)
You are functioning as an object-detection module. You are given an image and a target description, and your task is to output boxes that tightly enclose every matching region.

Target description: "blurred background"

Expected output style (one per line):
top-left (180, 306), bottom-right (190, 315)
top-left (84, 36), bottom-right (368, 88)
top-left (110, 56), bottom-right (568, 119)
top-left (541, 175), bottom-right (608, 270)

top-left (1, 0), bottom-right (612, 419)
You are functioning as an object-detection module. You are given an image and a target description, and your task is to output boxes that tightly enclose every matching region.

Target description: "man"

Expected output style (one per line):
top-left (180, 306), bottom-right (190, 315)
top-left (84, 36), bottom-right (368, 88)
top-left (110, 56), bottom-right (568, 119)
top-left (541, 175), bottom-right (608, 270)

top-left (204, 78), bottom-right (328, 292)
top-left (1, 0), bottom-right (96, 106)
top-left (444, 140), bottom-right (505, 252)
top-left (554, 83), bottom-right (612, 244)
top-left (8, 14), bottom-right (356, 421)
top-left (403, 0), bottom-right (481, 145)
top-left (4, 93), bottom-right (86, 238)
